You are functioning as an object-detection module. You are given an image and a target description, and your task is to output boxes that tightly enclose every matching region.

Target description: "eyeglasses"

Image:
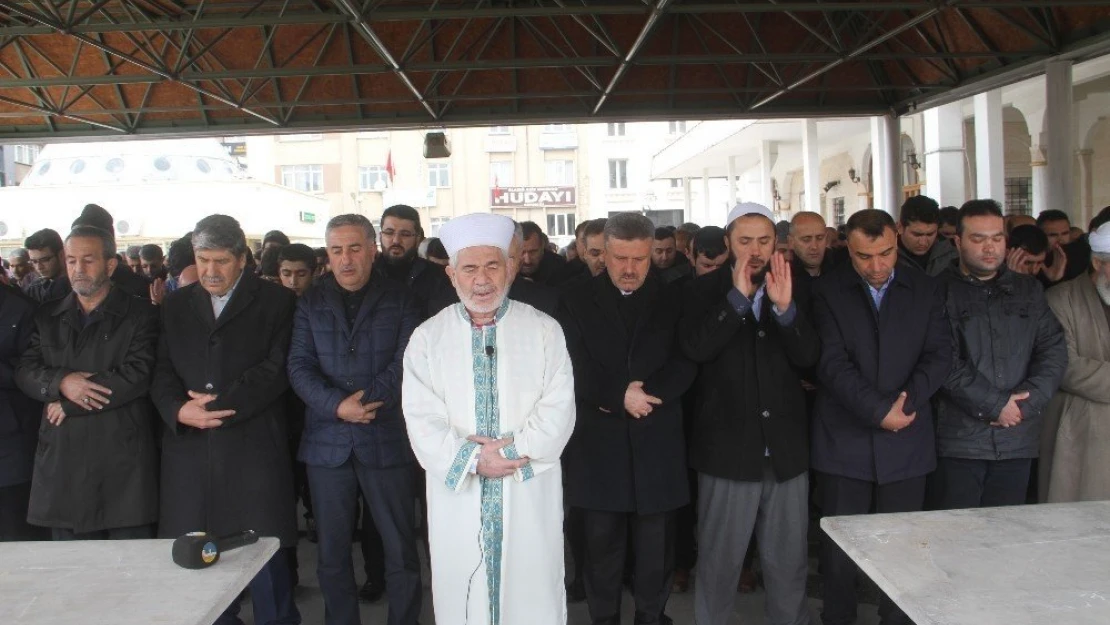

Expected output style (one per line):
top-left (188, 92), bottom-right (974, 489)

top-left (381, 229), bottom-right (416, 239)
top-left (29, 255), bottom-right (56, 266)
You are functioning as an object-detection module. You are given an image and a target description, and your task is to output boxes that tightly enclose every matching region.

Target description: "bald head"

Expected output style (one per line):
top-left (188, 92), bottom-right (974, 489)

top-left (790, 211), bottom-right (829, 275)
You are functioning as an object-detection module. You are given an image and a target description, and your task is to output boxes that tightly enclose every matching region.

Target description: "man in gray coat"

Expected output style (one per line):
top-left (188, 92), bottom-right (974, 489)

top-left (938, 200), bottom-right (1067, 508)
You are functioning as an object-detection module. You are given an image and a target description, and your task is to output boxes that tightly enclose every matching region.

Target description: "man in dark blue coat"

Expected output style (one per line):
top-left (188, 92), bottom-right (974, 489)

top-left (0, 283), bottom-right (42, 541)
top-left (287, 214), bottom-right (422, 625)
top-left (810, 209), bottom-right (951, 625)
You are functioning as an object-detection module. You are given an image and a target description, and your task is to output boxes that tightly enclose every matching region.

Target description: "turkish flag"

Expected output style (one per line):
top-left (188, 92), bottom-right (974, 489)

top-left (385, 150), bottom-right (395, 185)
top-left (493, 173), bottom-right (501, 199)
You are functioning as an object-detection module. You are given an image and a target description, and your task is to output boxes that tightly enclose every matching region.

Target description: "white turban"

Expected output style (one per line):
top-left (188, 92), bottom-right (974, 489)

top-left (438, 213), bottom-right (515, 258)
top-left (1089, 222), bottom-right (1110, 254)
top-left (727, 202), bottom-right (774, 226)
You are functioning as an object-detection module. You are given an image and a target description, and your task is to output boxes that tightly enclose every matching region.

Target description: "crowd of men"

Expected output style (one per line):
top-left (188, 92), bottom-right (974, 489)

top-left (1, 192), bottom-right (1109, 625)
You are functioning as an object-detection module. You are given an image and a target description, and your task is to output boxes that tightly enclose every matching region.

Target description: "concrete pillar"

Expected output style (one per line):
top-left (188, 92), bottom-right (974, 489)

top-left (759, 140), bottom-right (778, 209)
top-left (1077, 149), bottom-right (1094, 226)
top-left (1031, 144), bottom-right (1049, 216)
top-left (974, 89), bottom-right (1006, 202)
top-left (701, 168), bottom-right (711, 224)
top-left (870, 115), bottom-right (901, 214)
top-left (727, 156), bottom-right (738, 207)
top-left (802, 119), bottom-right (821, 215)
top-left (1044, 61), bottom-right (1076, 219)
top-left (683, 177), bottom-right (693, 223)
top-left (923, 102), bottom-right (966, 207)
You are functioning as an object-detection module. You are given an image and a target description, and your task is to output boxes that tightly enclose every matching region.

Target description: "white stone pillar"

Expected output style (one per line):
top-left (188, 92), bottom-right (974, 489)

top-left (701, 168), bottom-right (711, 224)
top-left (1077, 149), bottom-right (1094, 226)
top-left (1044, 60), bottom-right (1076, 219)
top-left (727, 156), bottom-right (738, 207)
top-left (974, 89), bottom-right (1005, 202)
top-left (923, 102), bottom-right (966, 207)
top-left (683, 177), bottom-right (693, 223)
top-left (802, 119), bottom-right (821, 215)
top-left (870, 115), bottom-right (901, 214)
top-left (1031, 144), bottom-right (1049, 216)
top-left (759, 140), bottom-right (778, 210)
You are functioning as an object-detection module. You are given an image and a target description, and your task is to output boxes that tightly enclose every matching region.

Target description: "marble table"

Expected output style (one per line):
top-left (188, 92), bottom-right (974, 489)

top-left (821, 501), bottom-right (1110, 625)
top-left (0, 537), bottom-right (279, 625)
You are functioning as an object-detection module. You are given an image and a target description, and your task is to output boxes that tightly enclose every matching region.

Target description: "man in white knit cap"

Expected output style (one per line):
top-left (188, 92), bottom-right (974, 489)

top-left (402, 212), bottom-right (576, 625)
top-left (1042, 221), bottom-right (1110, 502)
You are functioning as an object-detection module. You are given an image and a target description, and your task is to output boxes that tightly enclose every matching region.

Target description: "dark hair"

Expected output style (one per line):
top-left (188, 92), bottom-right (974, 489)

top-left (583, 218), bottom-right (607, 239)
top-left (1090, 206), bottom-right (1110, 232)
top-left (244, 247), bottom-right (256, 271)
top-left (846, 209), bottom-right (896, 239)
top-left (25, 228), bottom-right (63, 254)
top-left (956, 199), bottom-right (1004, 235)
top-left (693, 226), bottom-right (727, 259)
top-left (193, 214), bottom-right (248, 256)
top-left (678, 222), bottom-right (701, 235)
top-left (166, 235), bottom-right (196, 278)
top-left (899, 195), bottom-right (940, 227)
top-left (126, 244), bottom-right (142, 260)
top-left (1008, 224), bottom-right (1049, 256)
top-left (279, 243), bottom-right (318, 272)
top-left (425, 237), bottom-right (448, 261)
top-left (1036, 209), bottom-right (1070, 228)
top-left (72, 203), bottom-right (113, 232)
top-left (263, 230), bottom-right (291, 247)
top-left (653, 226), bottom-right (676, 242)
top-left (520, 221), bottom-right (547, 245)
top-left (314, 247), bottom-right (328, 261)
top-left (139, 243), bottom-right (163, 261)
top-left (939, 206), bottom-right (960, 228)
top-left (381, 204), bottom-right (424, 237)
top-left (325, 214), bottom-right (375, 241)
top-left (604, 212), bottom-right (654, 241)
top-left (66, 225), bottom-right (116, 260)
top-left (259, 246), bottom-right (283, 277)
top-left (574, 220), bottom-right (588, 239)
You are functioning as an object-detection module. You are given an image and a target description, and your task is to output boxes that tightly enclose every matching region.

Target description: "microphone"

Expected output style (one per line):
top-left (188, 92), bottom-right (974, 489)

top-left (171, 530), bottom-right (259, 569)
top-left (485, 345), bottom-right (495, 358)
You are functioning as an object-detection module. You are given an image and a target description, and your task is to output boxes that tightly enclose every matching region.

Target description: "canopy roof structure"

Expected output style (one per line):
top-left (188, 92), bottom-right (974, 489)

top-left (0, 0), bottom-right (1108, 140)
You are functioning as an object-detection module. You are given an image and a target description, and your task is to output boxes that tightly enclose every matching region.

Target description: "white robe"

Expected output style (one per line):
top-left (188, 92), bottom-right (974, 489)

top-left (402, 299), bottom-right (575, 625)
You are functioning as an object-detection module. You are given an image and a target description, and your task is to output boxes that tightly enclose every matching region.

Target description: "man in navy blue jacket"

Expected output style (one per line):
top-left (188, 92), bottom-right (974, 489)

top-left (287, 214), bottom-right (422, 625)
top-left (810, 209), bottom-right (951, 625)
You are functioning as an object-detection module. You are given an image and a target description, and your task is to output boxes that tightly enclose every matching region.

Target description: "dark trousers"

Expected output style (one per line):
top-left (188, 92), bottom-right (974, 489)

top-left (674, 469), bottom-right (699, 570)
top-left (51, 523), bottom-right (154, 541)
top-left (214, 552), bottom-right (301, 625)
top-left (359, 496), bottom-right (385, 586)
top-left (0, 481), bottom-right (47, 541)
top-left (936, 457), bottom-right (1032, 509)
top-left (583, 508), bottom-right (675, 625)
top-left (566, 505), bottom-right (587, 583)
top-left (308, 458), bottom-right (421, 625)
top-left (818, 472), bottom-right (926, 625)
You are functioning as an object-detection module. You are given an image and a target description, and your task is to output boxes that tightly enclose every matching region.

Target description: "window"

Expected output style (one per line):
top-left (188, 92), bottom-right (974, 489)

top-left (545, 160), bottom-right (574, 186)
top-left (359, 165), bottom-right (389, 191)
top-left (608, 159), bottom-right (628, 189)
top-left (489, 160), bottom-right (513, 187)
top-left (547, 213), bottom-right (577, 237)
top-left (106, 158), bottom-right (125, 174)
top-left (429, 217), bottom-right (449, 237)
top-left (488, 126), bottom-right (510, 135)
top-left (153, 156), bottom-right (171, 172)
top-left (607, 123), bottom-right (626, 137)
top-left (13, 145), bottom-right (39, 165)
top-left (427, 163), bottom-right (451, 188)
top-left (1004, 177), bottom-right (1032, 216)
top-left (281, 165), bottom-right (324, 192)
top-left (668, 178), bottom-right (683, 188)
top-left (668, 121), bottom-right (687, 134)
top-left (543, 123), bottom-right (572, 134)
top-left (833, 197), bottom-right (846, 227)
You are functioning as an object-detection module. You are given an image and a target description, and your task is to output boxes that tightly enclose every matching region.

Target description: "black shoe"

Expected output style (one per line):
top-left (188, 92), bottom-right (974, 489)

top-left (566, 579), bottom-right (586, 603)
top-left (358, 580), bottom-right (385, 603)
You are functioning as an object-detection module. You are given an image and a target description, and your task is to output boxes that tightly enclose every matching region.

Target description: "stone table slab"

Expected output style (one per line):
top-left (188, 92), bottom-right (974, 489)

top-left (821, 502), bottom-right (1110, 625)
top-left (0, 537), bottom-right (278, 625)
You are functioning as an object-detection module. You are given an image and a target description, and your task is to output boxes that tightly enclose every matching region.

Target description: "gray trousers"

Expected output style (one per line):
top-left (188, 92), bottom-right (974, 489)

top-left (694, 465), bottom-right (811, 625)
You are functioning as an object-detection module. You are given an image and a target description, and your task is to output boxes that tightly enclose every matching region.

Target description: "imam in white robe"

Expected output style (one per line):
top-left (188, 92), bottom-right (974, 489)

top-left (402, 299), bottom-right (576, 625)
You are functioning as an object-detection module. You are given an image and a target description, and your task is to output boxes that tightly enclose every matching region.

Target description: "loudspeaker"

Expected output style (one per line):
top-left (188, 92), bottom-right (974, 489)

top-left (423, 132), bottom-right (451, 159)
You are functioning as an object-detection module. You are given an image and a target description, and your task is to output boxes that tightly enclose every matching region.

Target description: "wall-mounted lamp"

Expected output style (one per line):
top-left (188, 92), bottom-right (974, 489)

top-left (905, 152), bottom-right (921, 170)
top-left (848, 168), bottom-right (861, 184)
top-left (823, 179), bottom-right (841, 193)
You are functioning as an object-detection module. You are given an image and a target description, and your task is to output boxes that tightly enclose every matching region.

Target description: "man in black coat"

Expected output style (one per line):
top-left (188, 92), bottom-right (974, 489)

top-left (151, 215), bottom-right (300, 625)
top-left (559, 212), bottom-right (696, 625)
top-left (288, 214), bottom-right (423, 625)
top-left (520, 220), bottom-right (568, 286)
top-left (15, 226), bottom-right (159, 540)
top-left (652, 227), bottom-right (693, 285)
top-left (71, 203), bottom-right (151, 301)
top-left (938, 200), bottom-right (1066, 508)
top-left (680, 203), bottom-right (820, 625)
top-left (0, 284), bottom-right (43, 541)
top-left (24, 229), bottom-right (69, 304)
top-left (375, 204), bottom-right (452, 320)
top-left (811, 209), bottom-right (951, 625)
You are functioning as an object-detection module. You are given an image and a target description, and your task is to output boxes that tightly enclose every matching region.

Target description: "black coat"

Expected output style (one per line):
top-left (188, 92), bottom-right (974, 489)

top-left (112, 265), bottom-right (151, 301)
top-left (938, 266), bottom-right (1067, 460)
top-left (374, 255), bottom-right (451, 320)
top-left (25, 275), bottom-right (69, 305)
top-left (680, 267), bottom-right (821, 483)
top-left (15, 288), bottom-right (159, 532)
top-left (527, 250), bottom-right (568, 286)
top-left (810, 262), bottom-right (952, 484)
top-left (151, 273), bottom-right (298, 546)
top-left (0, 287), bottom-right (40, 488)
top-left (558, 274), bottom-right (695, 514)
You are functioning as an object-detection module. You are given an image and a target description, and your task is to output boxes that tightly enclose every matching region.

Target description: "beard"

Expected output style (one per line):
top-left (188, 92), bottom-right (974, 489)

top-left (1096, 273), bottom-right (1110, 306)
top-left (383, 245), bottom-right (418, 266)
top-left (459, 288), bottom-right (507, 315)
top-left (750, 262), bottom-right (770, 285)
top-left (71, 273), bottom-right (108, 297)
